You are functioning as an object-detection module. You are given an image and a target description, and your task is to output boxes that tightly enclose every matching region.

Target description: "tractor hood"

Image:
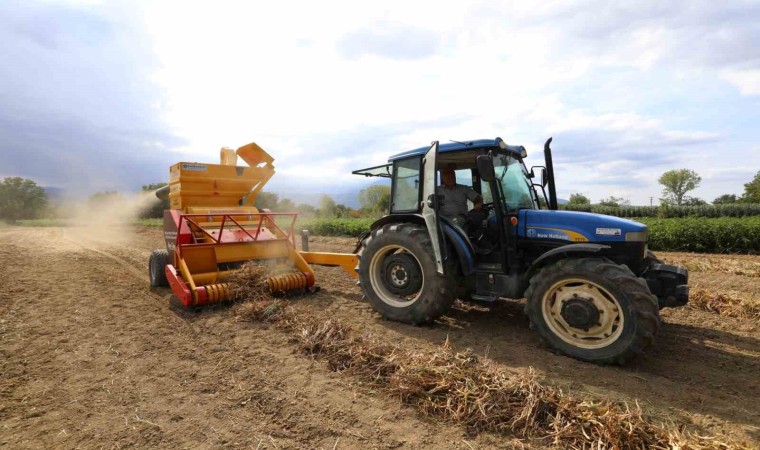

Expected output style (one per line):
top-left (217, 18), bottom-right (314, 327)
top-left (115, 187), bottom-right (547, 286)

top-left (517, 209), bottom-right (648, 243)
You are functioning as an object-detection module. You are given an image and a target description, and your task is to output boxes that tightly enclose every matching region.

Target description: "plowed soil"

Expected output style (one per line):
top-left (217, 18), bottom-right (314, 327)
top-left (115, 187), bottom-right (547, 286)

top-left (1, 226), bottom-right (758, 449)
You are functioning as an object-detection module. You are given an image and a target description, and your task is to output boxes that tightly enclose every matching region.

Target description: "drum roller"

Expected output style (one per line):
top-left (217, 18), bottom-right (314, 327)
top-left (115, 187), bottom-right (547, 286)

top-left (199, 272), bottom-right (311, 304)
top-left (202, 283), bottom-right (231, 304)
top-left (266, 272), bottom-right (310, 295)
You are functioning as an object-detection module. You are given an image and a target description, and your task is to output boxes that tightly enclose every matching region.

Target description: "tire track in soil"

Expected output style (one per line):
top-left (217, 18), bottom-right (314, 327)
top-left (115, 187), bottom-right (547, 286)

top-left (1, 227), bottom-right (509, 449)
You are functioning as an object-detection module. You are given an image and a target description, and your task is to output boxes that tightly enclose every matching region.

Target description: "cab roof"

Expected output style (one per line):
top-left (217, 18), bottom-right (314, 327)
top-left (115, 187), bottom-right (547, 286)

top-left (388, 138), bottom-right (526, 161)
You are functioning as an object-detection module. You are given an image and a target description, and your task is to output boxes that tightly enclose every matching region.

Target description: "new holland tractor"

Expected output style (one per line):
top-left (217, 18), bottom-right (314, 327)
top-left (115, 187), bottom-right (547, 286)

top-left (351, 138), bottom-right (689, 364)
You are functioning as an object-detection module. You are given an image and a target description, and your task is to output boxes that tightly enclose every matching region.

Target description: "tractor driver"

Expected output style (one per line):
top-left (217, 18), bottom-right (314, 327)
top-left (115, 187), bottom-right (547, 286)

top-left (436, 168), bottom-right (483, 226)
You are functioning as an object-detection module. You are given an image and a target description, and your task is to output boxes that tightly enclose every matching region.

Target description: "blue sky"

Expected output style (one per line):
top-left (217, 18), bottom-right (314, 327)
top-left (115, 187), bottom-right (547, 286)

top-left (0, 0), bottom-right (758, 205)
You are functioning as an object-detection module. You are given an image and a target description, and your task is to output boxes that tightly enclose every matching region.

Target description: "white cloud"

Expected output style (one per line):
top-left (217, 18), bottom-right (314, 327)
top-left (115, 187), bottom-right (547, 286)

top-left (721, 69), bottom-right (760, 95)
top-left (2, 0), bottom-right (757, 206)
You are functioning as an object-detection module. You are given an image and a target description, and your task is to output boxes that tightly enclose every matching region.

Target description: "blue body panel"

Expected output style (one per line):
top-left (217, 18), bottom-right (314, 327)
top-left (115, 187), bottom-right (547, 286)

top-left (388, 138), bottom-right (525, 161)
top-left (517, 209), bottom-right (647, 243)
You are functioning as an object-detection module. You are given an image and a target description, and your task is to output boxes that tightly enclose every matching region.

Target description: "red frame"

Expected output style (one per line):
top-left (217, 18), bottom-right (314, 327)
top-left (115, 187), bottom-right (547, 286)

top-left (175, 212), bottom-right (298, 257)
top-left (165, 212), bottom-right (299, 307)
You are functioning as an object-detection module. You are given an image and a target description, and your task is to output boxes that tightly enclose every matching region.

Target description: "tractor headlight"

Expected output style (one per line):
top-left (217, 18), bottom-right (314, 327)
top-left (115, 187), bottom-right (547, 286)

top-left (625, 231), bottom-right (648, 242)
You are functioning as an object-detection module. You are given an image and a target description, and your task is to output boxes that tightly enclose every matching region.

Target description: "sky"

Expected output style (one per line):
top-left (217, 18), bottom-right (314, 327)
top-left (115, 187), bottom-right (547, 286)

top-left (0, 0), bottom-right (758, 205)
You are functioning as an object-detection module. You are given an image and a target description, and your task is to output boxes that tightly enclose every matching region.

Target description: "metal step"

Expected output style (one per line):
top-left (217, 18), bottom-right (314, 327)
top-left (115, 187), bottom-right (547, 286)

top-left (475, 262), bottom-right (502, 272)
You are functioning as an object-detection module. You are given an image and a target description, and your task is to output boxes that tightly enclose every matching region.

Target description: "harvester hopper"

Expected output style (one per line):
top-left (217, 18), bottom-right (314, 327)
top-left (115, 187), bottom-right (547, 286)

top-left (149, 142), bottom-right (358, 306)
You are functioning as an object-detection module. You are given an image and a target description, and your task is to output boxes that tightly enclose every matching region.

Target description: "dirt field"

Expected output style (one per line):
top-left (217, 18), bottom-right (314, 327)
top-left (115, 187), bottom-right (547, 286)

top-left (1, 226), bottom-right (758, 449)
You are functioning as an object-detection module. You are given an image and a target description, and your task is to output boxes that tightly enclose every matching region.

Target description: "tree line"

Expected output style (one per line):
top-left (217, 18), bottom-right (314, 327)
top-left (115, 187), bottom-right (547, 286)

top-left (2, 168), bottom-right (757, 223)
top-left (0, 176), bottom-right (392, 223)
top-left (254, 185), bottom-right (390, 219)
top-left (567, 169), bottom-right (760, 207)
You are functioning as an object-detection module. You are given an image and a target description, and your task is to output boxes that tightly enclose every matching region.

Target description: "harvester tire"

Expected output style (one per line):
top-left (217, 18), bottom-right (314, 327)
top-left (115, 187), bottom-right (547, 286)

top-left (149, 249), bottom-right (169, 288)
top-left (525, 257), bottom-right (660, 365)
top-left (357, 223), bottom-right (456, 325)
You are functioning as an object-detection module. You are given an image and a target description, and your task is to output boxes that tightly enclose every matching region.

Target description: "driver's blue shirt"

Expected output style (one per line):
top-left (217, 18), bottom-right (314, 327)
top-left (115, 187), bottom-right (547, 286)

top-left (435, 184), bottom-right (480, 217)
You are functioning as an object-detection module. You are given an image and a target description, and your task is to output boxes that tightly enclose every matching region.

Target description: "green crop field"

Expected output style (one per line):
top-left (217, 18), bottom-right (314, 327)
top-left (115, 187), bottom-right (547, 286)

top-left (298, 216), bottom-right (760, 254)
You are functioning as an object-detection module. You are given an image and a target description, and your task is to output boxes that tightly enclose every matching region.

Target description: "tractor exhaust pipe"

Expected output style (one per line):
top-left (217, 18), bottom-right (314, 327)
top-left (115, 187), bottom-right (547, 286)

top-left (544, 137), bottom-right (558, 210)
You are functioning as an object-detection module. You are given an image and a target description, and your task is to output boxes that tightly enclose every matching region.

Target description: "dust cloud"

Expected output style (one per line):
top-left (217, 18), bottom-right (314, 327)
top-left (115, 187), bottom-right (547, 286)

top-left (62, 191), bottom-right (162, 248)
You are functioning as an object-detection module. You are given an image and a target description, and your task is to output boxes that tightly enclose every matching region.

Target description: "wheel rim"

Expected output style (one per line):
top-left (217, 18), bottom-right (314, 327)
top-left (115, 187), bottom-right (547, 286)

top-left (368, 244), bottom-right (424, 308)
top-left (541, 278), bottom-right (624, 349)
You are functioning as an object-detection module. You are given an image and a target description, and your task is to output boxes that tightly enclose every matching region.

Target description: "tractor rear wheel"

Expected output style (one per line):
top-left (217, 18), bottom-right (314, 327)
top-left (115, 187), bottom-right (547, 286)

top-left (149, 249), bottom-right (169, 288)
top-left (357, 223), bottom-right (456, 324)
top-left (525, 257), bottom-right (660, 365)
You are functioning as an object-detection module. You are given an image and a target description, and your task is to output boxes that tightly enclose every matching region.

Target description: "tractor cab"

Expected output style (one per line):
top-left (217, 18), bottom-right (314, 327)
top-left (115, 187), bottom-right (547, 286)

top-left (354, 138), bottom-right (542, 299)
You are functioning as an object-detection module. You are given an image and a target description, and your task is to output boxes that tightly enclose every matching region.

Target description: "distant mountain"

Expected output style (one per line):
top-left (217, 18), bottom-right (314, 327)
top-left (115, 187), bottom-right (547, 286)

top-left (276, 190), bottom-right (362, 209)
top-left (277, 180), bottom-right (390, 209)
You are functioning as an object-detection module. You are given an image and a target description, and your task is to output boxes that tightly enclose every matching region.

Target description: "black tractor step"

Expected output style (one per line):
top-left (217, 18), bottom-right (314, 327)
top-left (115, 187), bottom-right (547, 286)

top-left (475, 262), bottom-right (502, 272)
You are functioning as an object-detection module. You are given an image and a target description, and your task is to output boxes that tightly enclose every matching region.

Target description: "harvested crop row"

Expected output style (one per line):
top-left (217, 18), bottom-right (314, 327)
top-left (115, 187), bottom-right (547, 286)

top-left (660, 254), bottom-right (760, 278)
top-left (226, 264), bottom-right (750, 449)
top-left (689, 289), bottom-right (760, 319)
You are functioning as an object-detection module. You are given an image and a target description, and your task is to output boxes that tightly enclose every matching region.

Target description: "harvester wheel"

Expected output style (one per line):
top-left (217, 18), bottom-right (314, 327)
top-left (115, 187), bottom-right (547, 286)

top-left (149, 249), bottom-right (169, 288)
top-left (357, 223), bottom-right (456, 324)
top-left (525, 257), bottom-right (660, 365)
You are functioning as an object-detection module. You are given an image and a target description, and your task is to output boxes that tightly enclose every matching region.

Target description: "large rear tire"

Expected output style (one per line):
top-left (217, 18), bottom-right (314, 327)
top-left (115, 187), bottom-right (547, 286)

top-left (357, 223), bottom-right (456, 324)
top-left (525, 257), bottom-right (660, 365)
top-left (149, 249), bottom-right (169, 288)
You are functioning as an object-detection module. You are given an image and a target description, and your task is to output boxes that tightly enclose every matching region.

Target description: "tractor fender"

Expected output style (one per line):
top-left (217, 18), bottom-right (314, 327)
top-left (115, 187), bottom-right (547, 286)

top-left (369, 214), bottom-right (425, 231)
top-left (525, 243), bottom-right (611, 280)
top-left (356, 215), bottom-right (426, 253)
top-left (366, 214), bottom-right (473, 276)
top-left (439, 218), bottom-right (475, 276)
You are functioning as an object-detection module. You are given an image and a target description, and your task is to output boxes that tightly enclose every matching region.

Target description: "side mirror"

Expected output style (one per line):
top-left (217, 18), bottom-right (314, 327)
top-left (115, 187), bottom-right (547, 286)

top-left (476, 155), bottom-right (495, 182)
top-left (530, 166), bottom-right (548, 187)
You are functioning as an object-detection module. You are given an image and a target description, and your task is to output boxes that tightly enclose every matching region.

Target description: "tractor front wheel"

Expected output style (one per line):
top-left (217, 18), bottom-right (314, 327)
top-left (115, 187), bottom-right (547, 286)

top-left (525, 257), bottom-right (660, 365)
top-left (149, 249), bottom-right (169, 288)
top-left (357, 223), bottom-right (456, 324)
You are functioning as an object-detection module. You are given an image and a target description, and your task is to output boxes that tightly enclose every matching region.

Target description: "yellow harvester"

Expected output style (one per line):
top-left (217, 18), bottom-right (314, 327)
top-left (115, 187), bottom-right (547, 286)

top-left (148, 142), bottom-right (358, 306)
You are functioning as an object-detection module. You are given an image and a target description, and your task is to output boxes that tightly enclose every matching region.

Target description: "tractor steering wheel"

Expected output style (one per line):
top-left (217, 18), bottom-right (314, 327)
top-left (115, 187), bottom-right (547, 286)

top-left (480, 202), bottom-right (495, 213)
top-left (467, 202), bottom-right (492, 223)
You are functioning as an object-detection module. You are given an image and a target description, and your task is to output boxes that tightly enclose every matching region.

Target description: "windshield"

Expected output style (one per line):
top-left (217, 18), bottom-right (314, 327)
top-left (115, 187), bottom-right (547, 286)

top-left (494, 153), bottom-right (536, 210)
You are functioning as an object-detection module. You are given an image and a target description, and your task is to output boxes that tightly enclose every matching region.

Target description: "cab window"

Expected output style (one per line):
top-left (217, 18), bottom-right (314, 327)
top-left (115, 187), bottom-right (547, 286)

top-left (391, 157), bottom-right (421, 213)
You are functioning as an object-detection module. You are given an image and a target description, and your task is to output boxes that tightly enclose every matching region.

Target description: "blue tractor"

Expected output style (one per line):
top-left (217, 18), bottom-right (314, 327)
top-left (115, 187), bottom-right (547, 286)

top-left (352, 138), bottom-right (688, 364)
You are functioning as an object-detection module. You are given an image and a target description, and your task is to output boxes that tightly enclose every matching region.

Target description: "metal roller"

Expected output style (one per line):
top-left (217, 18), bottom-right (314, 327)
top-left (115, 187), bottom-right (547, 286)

top-left (267, 272), bottom-right (308, 294)
top-left (203, 283), bottom-right (231, 304)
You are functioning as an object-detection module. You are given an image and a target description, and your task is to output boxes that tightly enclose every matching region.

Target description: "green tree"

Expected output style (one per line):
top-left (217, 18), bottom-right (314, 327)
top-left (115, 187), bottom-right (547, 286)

top-left (334, 204), bottom-right (353, 218)
top-left (658, 169), bottom-right (701, 206)
top-left (742, 170), bottom-right (760, 203)
top-left (681, 197), bottom-right (707, 206)
top-left (358, 185), bottom-right (391, 215)
top-left (0, 177), bottom-right (49, 223)
top-left (597, 196), bottom-right (630, 207)
top-left (255, 191), bottom-right (279, 210)
top-left (278, 198), bottom-right (295, 211)
top-left (318, 195), bottom-right (337, 217)
top-left (141, 182), bottom-right (168, 218)
top-left (713, 194), bottom-right (739, 205)
top-left (567, 193), bottom-right (591, 205)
